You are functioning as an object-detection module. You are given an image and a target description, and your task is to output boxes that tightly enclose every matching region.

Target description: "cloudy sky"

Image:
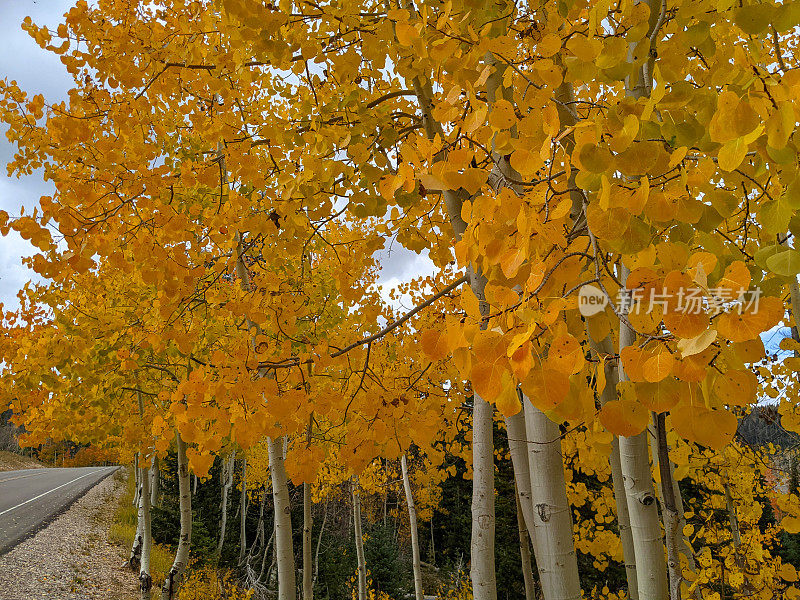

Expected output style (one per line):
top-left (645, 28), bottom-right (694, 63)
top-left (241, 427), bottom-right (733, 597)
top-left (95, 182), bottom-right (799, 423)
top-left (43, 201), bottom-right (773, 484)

top-left (0, 0), bottom-right (74, 313)
top-left (0, 0), bottom-right (434, 315)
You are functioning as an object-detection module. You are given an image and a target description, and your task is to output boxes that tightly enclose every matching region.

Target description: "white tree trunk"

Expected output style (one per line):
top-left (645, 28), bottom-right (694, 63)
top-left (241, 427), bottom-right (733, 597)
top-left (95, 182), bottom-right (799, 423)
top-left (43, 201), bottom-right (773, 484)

top-left (140, 461), bottom-right (153, 600)
top-left (514, 482), bottom-right (536, 600)
top-left (161, 431), bottom-right (191, 600)
top-left (150, 456), bottom-right (160, 508)
top-left (239, 457), bottom-right (248, 565)
top-left (471, 392), bottom-right (497, 600)
top-left (592, 337), bottom-right (639, 599)
top-left (216, 450), bottom-right (236, 559)
top-left (524, 398), bottom-right (580, 600)
top-left (133, 453), bottom-right (140, 507)
top-left (303, 483), bottom-right (313, 600)
top-left (314, 499), bottom-right (327, 586)
top-left (352, 478), bottom-right (367, 600)
top-left (609, 437), bottom-right (640, 599)
top-left (401, 454), bottom-right (424, 600)
top-left (654, 413), bottom-right (682, 600)
top-left (129, 453), bottom-right (144, 570)
top-left (269, 436), bottom-right (296, 600)
top-left (506, 405), bottom-right (536, 540)
top-left (617, 268), bottom-right (668, 600)
top-left (408, 61), bottom-right (500, 600)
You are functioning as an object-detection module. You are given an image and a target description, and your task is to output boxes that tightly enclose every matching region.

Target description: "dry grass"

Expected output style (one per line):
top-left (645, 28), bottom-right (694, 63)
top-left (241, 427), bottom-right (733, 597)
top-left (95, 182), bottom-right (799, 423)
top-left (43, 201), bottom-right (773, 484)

top-left (108, 468), bottom-right (174, 586)
top-left (0, 450), bottom-right (45, 472)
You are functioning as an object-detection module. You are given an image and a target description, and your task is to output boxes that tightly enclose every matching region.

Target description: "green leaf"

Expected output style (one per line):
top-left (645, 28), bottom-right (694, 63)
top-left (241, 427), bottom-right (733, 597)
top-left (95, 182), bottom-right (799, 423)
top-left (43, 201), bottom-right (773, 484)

top-left (766, 249), bottom-right (800, 277)
top-left (735, 5), bottom-right (774, 35)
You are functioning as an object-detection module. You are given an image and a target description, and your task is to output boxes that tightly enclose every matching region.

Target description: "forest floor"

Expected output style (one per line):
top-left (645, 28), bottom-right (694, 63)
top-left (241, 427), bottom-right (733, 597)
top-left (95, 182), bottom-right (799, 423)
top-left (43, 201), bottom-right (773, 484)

top-left (0, 450), bottom-right (46, 471)
top-left (0, 469), bottom-right (139, 600)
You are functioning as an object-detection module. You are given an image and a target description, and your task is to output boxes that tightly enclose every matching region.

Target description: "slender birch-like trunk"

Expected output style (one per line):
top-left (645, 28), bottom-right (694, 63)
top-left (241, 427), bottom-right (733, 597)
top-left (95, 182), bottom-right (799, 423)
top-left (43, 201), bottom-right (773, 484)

top-left (401, 454), bottom-right (424, 600)
top-left (618, 265), bottom-right (668, 600)
top-left (471, 392), bottom-right (496, 599)
top-left (133, 453), bottom-right (140, 507)
top-left (506, 405), bottom-right (536, 539)
top-left (314, 499), bottom-right (327, 586)
top-left (216, 450), bottom-right (236, 560)
top-left (303, 483), bottom-right (313, 600)
top-left (239, 457), bottom-right (248, 566)
top-left (655, 413), bottom-right (682, 600)
top-left (150, 456), bottom-right (160, 508)
top-left (249, 487), bottom-right (267, 565)
top-left (269, 436), bottom-right (296, 600)
top-left (352, 478), bottom-right (367, 600)
top-left (724, 480), bottom-right (742, 547)
top-left (430, 516), bottom-right (436, 566)
top-left (140, 462), bottom-right (153, 600)
top-left (260, 527), bottom-right (275, 582)
top-left (129, 453), bottom-right (144, 570)
top-left (524, 398), bottom-right (580, 600)
top-left (592, 338), bottom-right (639, 598)
top-left (514, 482), bottom-right (536, 600)
top-left (671, 471), bottom-right (701, 593)
top-left (408, 59), bottom-right (499, 600)
top-left (161, 431), bottom-right (191, 600)
top-left (723, 477), bottom-right (753, 596)
top-left (612, 3), bottom-right (669, 596)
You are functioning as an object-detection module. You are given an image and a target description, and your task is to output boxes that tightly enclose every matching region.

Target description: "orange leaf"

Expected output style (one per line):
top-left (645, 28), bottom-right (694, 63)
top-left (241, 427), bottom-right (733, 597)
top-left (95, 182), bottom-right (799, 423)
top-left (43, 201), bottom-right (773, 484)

top-left (636, 378), bottom-right (681, 412)
top-left (599, 399), bottom-right (649, 437)
top-left (671, 406), bottom-right (737, 449)
top-left (521, 368), bottom-right (569, 411)
top-left (421, 329), bottom-right (448, 361)
top-left (548, 334), bottom-right (584, 375)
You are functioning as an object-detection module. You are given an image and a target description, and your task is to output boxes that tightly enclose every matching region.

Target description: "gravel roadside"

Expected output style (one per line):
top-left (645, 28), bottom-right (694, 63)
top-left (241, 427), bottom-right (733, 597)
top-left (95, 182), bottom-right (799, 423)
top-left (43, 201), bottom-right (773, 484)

top-left (0, 470), bottom-right (139, 600)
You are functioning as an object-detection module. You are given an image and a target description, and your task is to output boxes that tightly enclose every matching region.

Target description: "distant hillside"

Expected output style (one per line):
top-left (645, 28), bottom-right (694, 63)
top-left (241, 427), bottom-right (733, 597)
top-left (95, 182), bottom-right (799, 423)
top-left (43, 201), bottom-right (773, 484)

top-left (0, 450), bottom-right (45, 472)
top-left (738, 404), bottom-right (800, 451)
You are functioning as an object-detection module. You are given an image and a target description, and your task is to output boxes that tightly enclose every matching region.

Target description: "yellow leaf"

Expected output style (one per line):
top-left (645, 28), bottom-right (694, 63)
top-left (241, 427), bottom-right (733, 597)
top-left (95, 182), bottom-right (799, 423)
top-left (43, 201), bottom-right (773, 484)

top-left (636, 378), bottom-right (682, 412)
top-left (500, 245), bottom-right (526, 278)
top-left (599, 399), bottom-right (649, 437)
top-left (717, 137), bottom-right (748, 172)
top-left (495, 373), bottom-right (522, 417)
top-left (395, 21), bottom-right (417, 46)
top-left (521, 368), bottom-right (569, 411)
top-left (489, 99), bottom-right (516, 130)
top-left (780, 563), bottom-right (799, 582)
top-left (548, 334), bottom-right (585, 375)
top-left (421, 329), bottom-right (448, 361)
top-left (379, 174), bottom-right (403, 200)
top-left (712, 369), bottom-right (757, 406)
top-left (643, 350), bottom-right (675, 383)
top-left (767, 103), bottom-right (795, 150)
top-left (579, 143), bottom-right (613, 173)
top-left (782, 516), bottom-right (800, 535)
top-left (461, 287), bottom-right (482, 319)
top-left (537, 33), bottom-right (562, 57)
top-left (677, 329), bottom-right (717, 357)
top-left (671, 406), bottom-right (737, 449)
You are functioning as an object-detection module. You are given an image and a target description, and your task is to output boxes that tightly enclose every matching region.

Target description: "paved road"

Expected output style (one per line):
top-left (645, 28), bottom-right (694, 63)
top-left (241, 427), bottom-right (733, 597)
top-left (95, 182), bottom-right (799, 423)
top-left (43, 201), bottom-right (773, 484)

top-left (0, 466), bottom-right (118, 554)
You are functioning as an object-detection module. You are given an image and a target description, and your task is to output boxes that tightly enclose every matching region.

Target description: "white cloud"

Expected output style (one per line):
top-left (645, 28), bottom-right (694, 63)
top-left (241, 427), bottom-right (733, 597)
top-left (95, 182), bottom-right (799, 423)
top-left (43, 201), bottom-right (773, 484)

top-left (0, 0), bottom-right (73, 313)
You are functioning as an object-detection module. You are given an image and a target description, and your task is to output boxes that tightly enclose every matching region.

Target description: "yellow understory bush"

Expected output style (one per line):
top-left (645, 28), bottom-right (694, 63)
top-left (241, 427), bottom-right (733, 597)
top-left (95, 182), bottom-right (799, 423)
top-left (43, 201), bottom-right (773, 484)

top-left (177, 564), bottom-right (253, 600)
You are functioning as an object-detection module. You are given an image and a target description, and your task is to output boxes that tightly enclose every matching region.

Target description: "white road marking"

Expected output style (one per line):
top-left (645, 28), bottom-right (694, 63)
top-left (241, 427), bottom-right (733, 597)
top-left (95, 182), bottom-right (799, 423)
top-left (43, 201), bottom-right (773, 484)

top-left (0, 469), bottom-right (108, 518)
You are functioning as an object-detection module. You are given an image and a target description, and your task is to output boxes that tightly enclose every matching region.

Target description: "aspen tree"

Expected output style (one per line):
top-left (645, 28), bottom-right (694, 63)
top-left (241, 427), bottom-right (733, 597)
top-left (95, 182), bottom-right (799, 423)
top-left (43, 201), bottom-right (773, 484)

top-left (401, 454), bottom-right (424, 600)
top-left (352, 477), bottom-right (367, 600)
top-left (161, 431), bottom-right (191, 600)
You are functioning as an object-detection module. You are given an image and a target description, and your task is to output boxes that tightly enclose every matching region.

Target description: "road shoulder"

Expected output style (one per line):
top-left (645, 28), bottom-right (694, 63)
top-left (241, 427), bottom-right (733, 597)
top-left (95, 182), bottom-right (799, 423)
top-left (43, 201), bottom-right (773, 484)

top-left (0, 469), bottom-right (139, 600)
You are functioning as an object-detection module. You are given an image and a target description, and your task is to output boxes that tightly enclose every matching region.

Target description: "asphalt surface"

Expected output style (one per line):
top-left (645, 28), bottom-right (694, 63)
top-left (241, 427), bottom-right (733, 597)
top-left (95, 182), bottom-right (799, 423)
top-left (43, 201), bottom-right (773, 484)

top-left (0, 466), bottom-right (118, 554)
